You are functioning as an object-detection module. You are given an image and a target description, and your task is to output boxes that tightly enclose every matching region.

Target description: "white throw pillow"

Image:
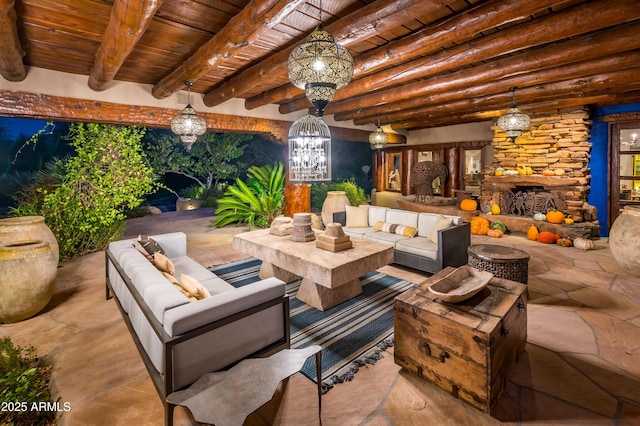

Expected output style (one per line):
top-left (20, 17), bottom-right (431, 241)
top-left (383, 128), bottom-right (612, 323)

top-left (428, 215), bottom-right (453, 246)
top-left (345, 205), bottom-right (370, 228)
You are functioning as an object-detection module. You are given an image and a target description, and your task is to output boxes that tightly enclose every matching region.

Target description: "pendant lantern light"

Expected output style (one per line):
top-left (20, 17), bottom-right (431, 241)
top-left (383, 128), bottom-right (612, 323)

top-left (497, 87), bottom-right (530, 141)
top-left (288, 114), bottom-right (331, 183)
top-left (369, 115), bottom-right (389, 149)
top-left (170, 81), bottom-right (206, 150)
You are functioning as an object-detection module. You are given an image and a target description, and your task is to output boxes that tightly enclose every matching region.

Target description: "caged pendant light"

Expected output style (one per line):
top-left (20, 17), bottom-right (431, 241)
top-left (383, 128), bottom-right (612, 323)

top-left (497, 87), bottom-right (530, 141)
top-left (170, 81), bottom-right (206, 150)
top-left (288, 114), bottom-right (332, 183)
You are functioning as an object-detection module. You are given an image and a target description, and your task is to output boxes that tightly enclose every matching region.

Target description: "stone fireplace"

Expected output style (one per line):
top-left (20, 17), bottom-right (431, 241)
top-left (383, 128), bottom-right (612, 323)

top-left (479, 107), bottom-right (600, 237)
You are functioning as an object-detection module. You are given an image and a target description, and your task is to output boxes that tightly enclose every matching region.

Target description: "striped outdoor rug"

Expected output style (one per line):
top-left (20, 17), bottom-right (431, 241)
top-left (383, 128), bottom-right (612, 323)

top-left (209, 257), bottom-right (416, 393)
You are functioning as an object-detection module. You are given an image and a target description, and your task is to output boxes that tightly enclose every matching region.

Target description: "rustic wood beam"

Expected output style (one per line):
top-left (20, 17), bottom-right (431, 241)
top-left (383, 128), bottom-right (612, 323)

top-left (88, 0), bottom-right (163, 91)
top-left (391, 94), bottom-right (640, 131)
top-left (202, 0), bottom-right (440, 107)
top-left (332, 30), bottom-right (640, 123)
top-left (600, 112), bottom-right (640, 122)
top-left (0, 90), bottom-right (398, 145)
top-left (277, 0), bottom-right (636, 115)
top-left (152, 0), bottom-right (306, 99)
top-left (0, 0), bottom-right (26, 82)
top-left (258, 0), bottom-right (563, 113)
top-left (356, 68), bottom-right (640, 126)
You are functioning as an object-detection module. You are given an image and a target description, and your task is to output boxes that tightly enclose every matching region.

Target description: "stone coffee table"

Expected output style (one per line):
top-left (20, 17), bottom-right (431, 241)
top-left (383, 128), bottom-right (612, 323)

top-left (233, 228), bottom-right (394, 310)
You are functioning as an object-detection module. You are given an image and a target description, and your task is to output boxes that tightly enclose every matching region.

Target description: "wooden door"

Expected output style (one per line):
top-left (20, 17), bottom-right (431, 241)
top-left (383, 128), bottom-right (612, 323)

top-left (610, 122), bottom-right (640, 228)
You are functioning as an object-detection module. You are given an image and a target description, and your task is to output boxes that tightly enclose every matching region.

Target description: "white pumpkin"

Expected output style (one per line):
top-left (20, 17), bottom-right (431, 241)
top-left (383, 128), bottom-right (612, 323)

top-left (573, 238), bottom-right (595, 251)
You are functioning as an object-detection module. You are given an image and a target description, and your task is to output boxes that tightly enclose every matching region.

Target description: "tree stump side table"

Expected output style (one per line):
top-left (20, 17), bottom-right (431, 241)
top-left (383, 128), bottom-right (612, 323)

top-left (467, 244), bottom-right (530, 284)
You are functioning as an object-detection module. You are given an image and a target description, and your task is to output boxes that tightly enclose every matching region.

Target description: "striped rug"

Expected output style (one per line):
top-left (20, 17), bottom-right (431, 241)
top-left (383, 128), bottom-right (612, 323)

top-left (210, 257), bottom-right (416, 393)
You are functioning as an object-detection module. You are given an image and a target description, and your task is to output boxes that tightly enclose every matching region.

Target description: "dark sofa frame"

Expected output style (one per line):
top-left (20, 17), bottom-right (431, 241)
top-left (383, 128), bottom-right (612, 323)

top-left (105, 249), bottom-right (291, 426)
top-left (333, 211), bottom-right (470, 274)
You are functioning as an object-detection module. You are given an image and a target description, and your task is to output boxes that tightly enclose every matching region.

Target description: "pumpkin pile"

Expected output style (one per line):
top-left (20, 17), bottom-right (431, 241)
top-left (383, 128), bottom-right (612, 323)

top-left (470, 216), bottom-right (490, 235)
top-left (527, 224), bottom-right (578, 247)
top-left (460, 198), bottom-right (478, 211)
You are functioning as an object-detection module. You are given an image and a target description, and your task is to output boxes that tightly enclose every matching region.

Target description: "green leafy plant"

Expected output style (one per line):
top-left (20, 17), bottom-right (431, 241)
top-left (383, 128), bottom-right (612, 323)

top-left (310, 180), bottom-right (368, 212)
top-left (145, 131), bottom-right (251, 198)
top-left (12, 123), bottom-right (158, 260)
top-left (214, 162), bottom-right (285, 229)
top-left (0, 337), bottom-right (54, 426)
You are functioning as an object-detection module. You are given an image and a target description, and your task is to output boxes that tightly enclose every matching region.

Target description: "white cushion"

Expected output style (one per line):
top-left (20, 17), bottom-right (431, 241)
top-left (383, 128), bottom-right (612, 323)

top-left (428, 215), bottom-right (453, 246)
top-left (345, 205), bottom-right (370, 227)
top-left (395, 238), bottom-right (439, 260)
top-left (368, 206), bottom-right (388, 227)
top-left (385, 209), bottom-right (419, 227)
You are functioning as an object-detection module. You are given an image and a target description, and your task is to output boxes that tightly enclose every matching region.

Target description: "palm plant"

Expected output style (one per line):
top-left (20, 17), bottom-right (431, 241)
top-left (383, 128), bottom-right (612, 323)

top-left (214, 162), bottom-right (285, 229)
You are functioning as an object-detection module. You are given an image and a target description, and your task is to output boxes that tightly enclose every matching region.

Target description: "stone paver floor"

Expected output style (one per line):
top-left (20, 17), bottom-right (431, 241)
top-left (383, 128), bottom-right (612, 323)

top-left (2, 208), bottom-right (639, 425)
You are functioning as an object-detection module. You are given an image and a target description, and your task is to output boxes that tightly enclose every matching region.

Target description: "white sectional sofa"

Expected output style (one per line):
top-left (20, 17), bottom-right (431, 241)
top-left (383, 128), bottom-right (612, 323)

top-left (105, 232), bottom-right (289, 425)
top-left (333, 206), bottom-right (470, 273)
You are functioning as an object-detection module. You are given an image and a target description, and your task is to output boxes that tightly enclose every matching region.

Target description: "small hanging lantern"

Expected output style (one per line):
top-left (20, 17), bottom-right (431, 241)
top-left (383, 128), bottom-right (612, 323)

top-left (497, 87), bottom-right (530, 141)
top-left (170, 81), bottom-right (206, 150)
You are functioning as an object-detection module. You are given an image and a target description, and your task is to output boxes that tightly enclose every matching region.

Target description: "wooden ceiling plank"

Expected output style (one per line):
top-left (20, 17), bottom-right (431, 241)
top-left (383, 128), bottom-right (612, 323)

top-left (252, 0), bottom-right (564, 111)
top-left (202, 0), bottom-right (443, 107)
top-left (370, 68), bottom-right (640, 127)
top-left (344, 49), bottom-right (640, 124)
top-left (151, 0), bottom-right (307, 100)
top-left (88, 0), bottom-right (164, 91)
top-left (0, 0), bottom-right (26, 81)
top-left (277, 0), bottom-right (635, 115)
top-left (330, 20), bottom-right (640, 122)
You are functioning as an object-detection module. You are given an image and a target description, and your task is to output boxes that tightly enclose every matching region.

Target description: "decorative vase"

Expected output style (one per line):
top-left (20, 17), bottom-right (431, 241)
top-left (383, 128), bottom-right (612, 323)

top-left (0, 240), bottom-right (58, 323)
top-left (609, 206), bottom-right (640, 276)
top-left (0, 216), bottom-right (59, 263)
top-left (321, 191), bottom-right (351, 228)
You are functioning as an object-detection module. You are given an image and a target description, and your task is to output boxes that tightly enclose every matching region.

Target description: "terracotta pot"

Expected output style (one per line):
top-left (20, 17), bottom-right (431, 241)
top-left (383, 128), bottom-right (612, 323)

top-left (321, 191), bottom-right (351, 227)
top-left (609, 205), bottom-right (640, 277)
top-left (0, 240), bottom-right (58, 323)
top-left (0, 216), bottom-right (59, 263)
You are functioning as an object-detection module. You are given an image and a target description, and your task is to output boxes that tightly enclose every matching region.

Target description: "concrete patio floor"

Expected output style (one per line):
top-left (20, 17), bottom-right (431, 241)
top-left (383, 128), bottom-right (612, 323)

top-left (2, 208), bottom-right (640, 425)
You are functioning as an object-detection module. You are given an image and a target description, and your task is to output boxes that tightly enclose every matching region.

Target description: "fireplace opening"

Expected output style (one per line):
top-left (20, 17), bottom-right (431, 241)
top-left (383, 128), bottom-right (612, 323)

top-left (501, 186), bottom-right (567, 217)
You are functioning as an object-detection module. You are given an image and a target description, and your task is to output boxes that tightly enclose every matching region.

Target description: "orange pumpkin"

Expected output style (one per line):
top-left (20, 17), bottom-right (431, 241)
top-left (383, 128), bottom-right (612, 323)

top-left (556, 238), bottom-right (573, 247)
top-left (546, 210), bottom-right (565, 224)
top-left (470, 216), bottom-right (490, 235)
top-left (460, 198), bottom-right (478, 211)
top-left (527, 225), bottom-right (539, 241)
top-left (537, 231), bottom-right (560, 244)
top-left (486, 229), bottom-right (504, 238)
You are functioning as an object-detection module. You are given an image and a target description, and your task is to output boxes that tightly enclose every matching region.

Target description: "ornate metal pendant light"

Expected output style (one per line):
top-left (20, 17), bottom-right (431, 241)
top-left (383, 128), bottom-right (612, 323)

top-left (369, 115), bottom-right (389, 149)
top-left (497, 87), bottom-right (530, 141)
top-left (287, 1), bottom-right (353, 117)
top-left (288, 114), bottom-right (331, 183)
top-left (170, 81), bottom-right (206, 150)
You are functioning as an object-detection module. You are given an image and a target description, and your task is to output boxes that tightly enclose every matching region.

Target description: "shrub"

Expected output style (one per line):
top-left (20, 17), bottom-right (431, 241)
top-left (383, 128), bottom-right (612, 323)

top-left (12, 123), bottom-right (158, 260)
top-left (0, 337), bottom-right (54, 426)
top-left (214, 162), bottom-right (285, 229)
top-left (310, 180), bottom-right (368, 212)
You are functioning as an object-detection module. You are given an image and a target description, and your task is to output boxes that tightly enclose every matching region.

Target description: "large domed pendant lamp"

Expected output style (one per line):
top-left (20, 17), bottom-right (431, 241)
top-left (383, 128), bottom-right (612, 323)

top-left (287, 1), bottom-right (354, 117)
top-left (288, 114), bottom-right (331, 183)
top-left (170, 81), bottom-right (206, 150)
top-left (369, 114), bottom-right (389, 150)
top-left (497, 87), bottom-right (530, 141)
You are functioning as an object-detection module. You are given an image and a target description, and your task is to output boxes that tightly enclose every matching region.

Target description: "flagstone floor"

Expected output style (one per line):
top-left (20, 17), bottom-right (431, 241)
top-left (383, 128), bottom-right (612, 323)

top-left (2, 208), bottom-right (640, 425)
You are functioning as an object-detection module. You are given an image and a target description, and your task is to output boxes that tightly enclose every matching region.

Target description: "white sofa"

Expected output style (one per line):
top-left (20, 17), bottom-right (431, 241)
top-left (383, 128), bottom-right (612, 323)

top-left (333, 206), bottom-right (470, 273)
top-left (105, 232), bottom-right (289, 425)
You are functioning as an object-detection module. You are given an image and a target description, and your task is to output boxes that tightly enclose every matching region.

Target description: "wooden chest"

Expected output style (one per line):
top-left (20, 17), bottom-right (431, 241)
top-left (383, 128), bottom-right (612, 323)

top-left (394, 267), bottom-right (527, 414)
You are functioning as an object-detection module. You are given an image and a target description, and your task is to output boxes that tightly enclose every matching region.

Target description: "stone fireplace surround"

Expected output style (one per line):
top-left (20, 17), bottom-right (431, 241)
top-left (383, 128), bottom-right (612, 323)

top-left (478, 107), bottom-right (600, 238)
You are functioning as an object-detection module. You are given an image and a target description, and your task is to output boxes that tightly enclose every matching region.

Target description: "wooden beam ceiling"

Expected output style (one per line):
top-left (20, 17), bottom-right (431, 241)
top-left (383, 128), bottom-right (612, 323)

top-left (0, 0), bottom-right (639, 133)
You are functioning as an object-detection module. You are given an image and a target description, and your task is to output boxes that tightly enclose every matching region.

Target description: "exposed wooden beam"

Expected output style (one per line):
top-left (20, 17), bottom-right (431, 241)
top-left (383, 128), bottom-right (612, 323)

top-left (151, 0), bottom-right (307, 99)
top-left (202, 0), bottom-right (442, 107)
top-left (332, 31), bottom-right (640, 123)
top-left (356, 68), bottom-right (640, 126)
top-left (88, 0), bottom-right (163, 91)
top-left (0, 0), bottom-right (26, 82)
top-left (254, 0), bottom-right (563, 112)
top-left (0, 90), bottom-right (401, 145)
top-left (277, 0), bottom-right (637, 115)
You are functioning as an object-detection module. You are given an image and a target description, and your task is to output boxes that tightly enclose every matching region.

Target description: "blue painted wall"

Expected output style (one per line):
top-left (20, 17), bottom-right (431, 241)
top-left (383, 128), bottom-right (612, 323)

top-left (590, 103), bottom-right (640, 236)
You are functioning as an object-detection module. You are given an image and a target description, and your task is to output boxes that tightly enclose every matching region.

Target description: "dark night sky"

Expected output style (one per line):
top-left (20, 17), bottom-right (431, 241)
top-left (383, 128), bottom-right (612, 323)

top-left (1, 117), bottom-right (49, 139)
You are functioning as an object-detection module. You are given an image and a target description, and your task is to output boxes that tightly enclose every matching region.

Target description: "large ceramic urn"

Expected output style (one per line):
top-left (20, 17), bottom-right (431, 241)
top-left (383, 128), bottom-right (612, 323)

top-left (321, 191), bottom-right (351, 227)
top-left (609, 206), bottom-right (640, 277)
top-left (0, 216), bottom-right (59, 323)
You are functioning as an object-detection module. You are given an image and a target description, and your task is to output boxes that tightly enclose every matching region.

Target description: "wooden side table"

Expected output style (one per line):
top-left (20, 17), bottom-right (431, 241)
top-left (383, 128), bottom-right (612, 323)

top-left (468, 244), bottom-right (530, 284)
top-left (394, 267), bottom-right (527, 414)
top-left (167, 346), bottom-right (322, 426)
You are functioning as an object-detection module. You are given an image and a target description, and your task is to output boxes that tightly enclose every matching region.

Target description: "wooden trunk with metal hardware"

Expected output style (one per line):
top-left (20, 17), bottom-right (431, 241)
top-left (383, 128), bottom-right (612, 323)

top-left (394, 267), bottom-right (527, 414)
